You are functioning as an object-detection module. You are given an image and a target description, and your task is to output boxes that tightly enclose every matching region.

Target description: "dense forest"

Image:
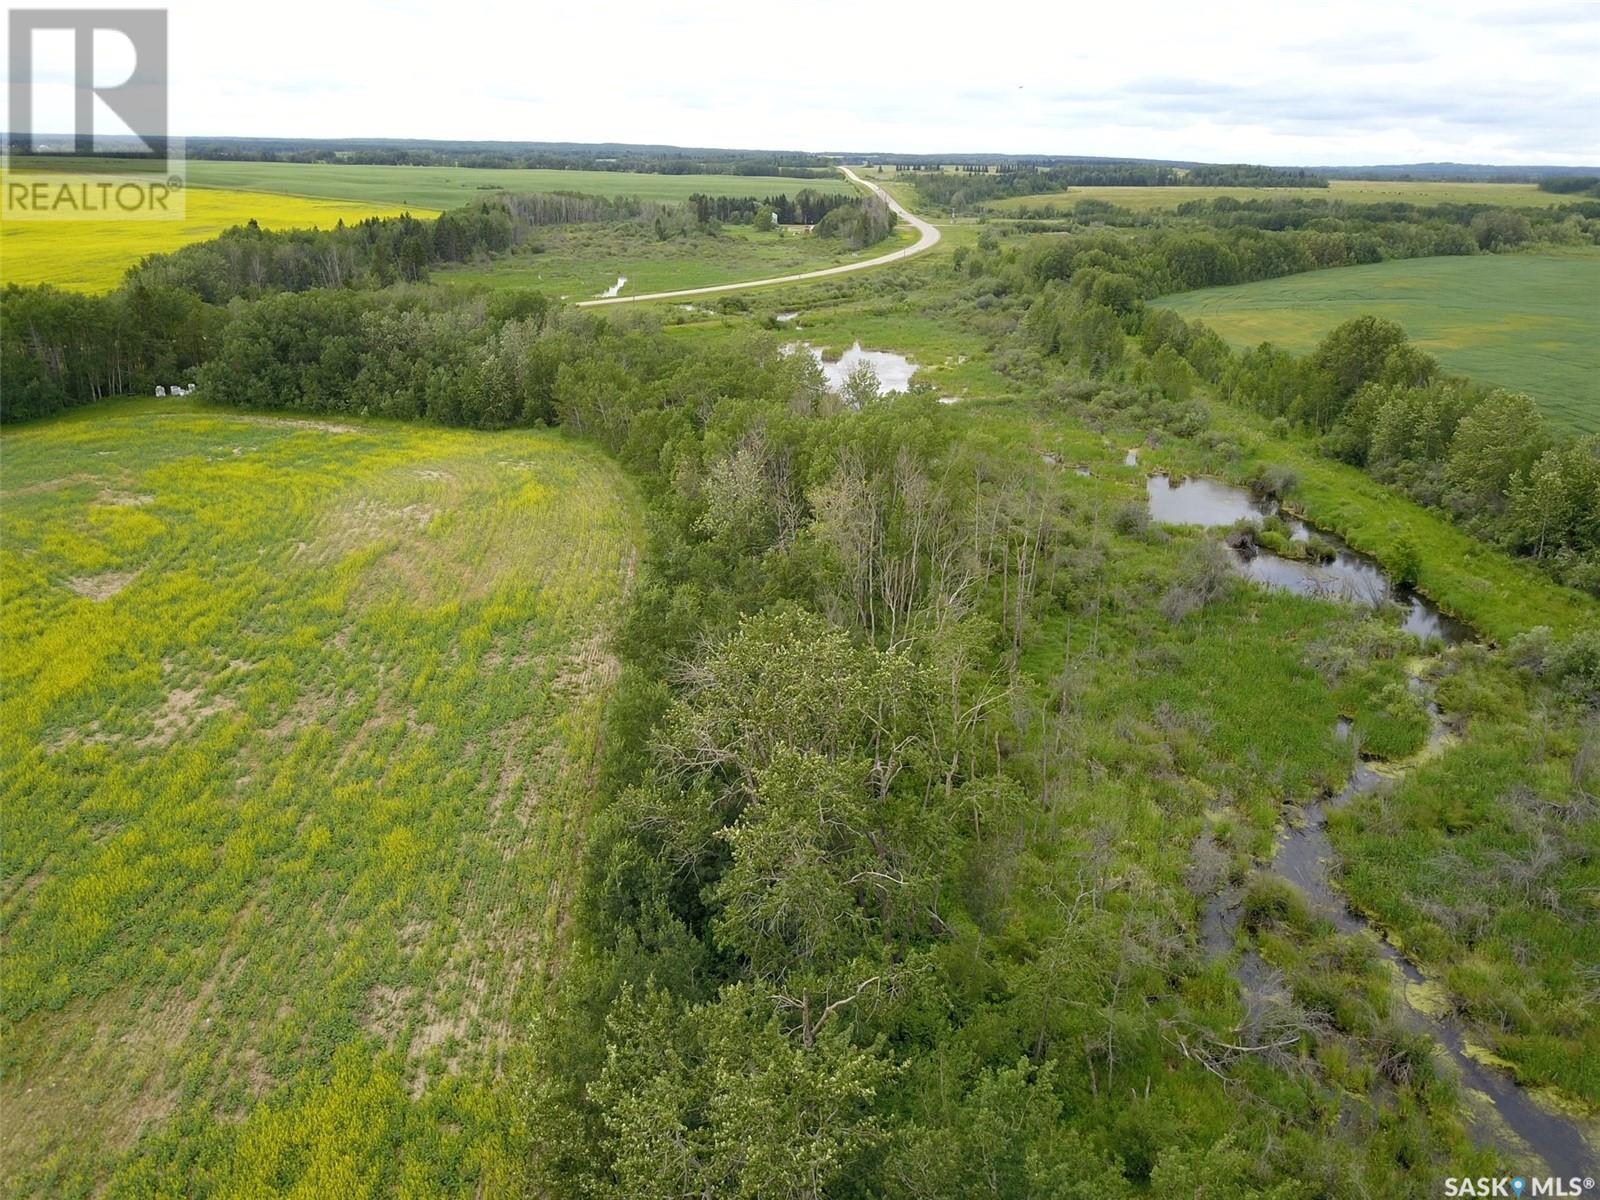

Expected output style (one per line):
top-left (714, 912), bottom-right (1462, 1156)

top-left (688, 188), bottom-right (856, 227)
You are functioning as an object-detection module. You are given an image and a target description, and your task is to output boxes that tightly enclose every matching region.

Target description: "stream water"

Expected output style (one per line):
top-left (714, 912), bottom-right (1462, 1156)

top-left (597, 276), bottom-right (627, 299)
top-left (1146, 474), bottom-right (1469, 644)
top-left (1211, 694), bottom-right (1598, 1175)
top-left (1155, 473), bottom-right (1596, 1173)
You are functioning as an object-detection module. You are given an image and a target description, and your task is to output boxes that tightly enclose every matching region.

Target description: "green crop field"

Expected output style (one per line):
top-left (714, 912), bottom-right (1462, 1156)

top-left (0, 398), bottom-right (640, 1194)
top-left (981, 178), bottom-right (1567, 213)
top-left (1157, 250), bottom-right (1600, 433)
top-left (182, 160), bottom-right (854, 211)
top-left (438, 221), bottom-right (918, 298)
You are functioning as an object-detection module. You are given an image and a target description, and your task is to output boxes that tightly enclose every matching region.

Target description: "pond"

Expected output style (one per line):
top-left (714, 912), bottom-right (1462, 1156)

top-left (1146, 474), bottom-right (1469, 644)
top-left (790, 341), bottom-right (918, 397)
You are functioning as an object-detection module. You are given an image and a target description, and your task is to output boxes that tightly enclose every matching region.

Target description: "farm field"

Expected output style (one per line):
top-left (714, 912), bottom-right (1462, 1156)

top-left (1158, 249), bottom-right (1600, 433)
top-left (0, 173), bottom-right (436, 292)
top-left (979, 178), bottom-right (1565, 213)
top-left (180, 160), bottom-right (855, 211)
top-left (0, 398), bottom-right (640, 1195)
top-left (438, 220), bottom-right (919, 299)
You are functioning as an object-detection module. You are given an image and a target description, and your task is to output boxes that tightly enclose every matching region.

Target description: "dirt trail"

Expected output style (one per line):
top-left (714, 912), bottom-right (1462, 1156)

top-left (575, 166), bottom-right (941, 307)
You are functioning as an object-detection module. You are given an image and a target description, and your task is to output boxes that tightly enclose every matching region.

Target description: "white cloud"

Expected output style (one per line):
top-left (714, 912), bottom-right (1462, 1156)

top-left (7, 0), bottom-right (1596, 165)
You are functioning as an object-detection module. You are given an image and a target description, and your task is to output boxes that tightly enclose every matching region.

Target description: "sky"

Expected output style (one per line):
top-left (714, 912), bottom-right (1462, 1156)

top-left (7, 0), bottom-right (1598, 165)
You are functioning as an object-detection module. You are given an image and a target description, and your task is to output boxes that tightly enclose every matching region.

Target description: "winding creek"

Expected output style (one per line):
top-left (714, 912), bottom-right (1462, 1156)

top-left (1151, 472), bottom-right (1598, 1175)
top-left (1146, 475), bottom-right (1469, 643)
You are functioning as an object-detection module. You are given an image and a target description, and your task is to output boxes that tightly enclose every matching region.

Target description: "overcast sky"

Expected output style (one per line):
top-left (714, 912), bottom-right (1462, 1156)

top-left (9, 0), bottom-right (1598, 165)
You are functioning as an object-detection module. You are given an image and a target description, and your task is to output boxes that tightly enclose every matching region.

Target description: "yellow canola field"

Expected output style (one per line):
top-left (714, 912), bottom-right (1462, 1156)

top-left (0, 174), bottom-right (436, 292)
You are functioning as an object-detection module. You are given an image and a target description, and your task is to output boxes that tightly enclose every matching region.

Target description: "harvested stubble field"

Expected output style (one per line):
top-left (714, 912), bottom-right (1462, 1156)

top-left (0, 398), bottom-right (641, 1194)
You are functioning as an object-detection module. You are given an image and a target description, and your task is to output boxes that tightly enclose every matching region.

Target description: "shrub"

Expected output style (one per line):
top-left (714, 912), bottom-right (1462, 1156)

top-left (1508, 626), bottom-right (1600, 705)
top-left (1241, 875), bottom-right (1313, 934)
top-left (1385, 533), bottom-right (1422, 589)
top-left (1113, 503), bottom-right (1151, 537)
top-left (1247, 464), bottom-right (1300, 501)
top-left (1159, 540), bottom-right (1236, 622)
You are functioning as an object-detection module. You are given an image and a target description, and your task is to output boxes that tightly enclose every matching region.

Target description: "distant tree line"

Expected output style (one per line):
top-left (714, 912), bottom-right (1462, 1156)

top-left (1184, 164), bottom-right (1330, 187)
top-left (123, 210), bottom-right (494, 304)
top-left (178, 136), bottom-right (839, 177)
top-left (912, 163), bottom-right (1328, 211)
top-left (1539, 175), bottom-right (1600, 197)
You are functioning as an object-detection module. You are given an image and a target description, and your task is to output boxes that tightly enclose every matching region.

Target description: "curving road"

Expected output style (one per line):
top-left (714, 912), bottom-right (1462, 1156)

top-left (574, 166), bottom-right (940, 308)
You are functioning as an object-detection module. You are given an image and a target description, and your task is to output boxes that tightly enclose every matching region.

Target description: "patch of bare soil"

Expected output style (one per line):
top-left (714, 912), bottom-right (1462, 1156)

top-left (265, 687), bottom-right (337, 741)
top-left (96, 489), bottom-right (154, 507)
top-left (366, 982), bottom-right (416, 1051)
top-left (51, 685), bottom-right (236, 751)
top-left (232, 415), bottom-right (359, 435)
top-left (553, 630), bottom-right (618, 696)
top-left (318, 499), bottom-right (440, 559)
top-left (142, 687), bottom-right (234, 747)
top-left (65, 570), bottom-right (138, 600)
